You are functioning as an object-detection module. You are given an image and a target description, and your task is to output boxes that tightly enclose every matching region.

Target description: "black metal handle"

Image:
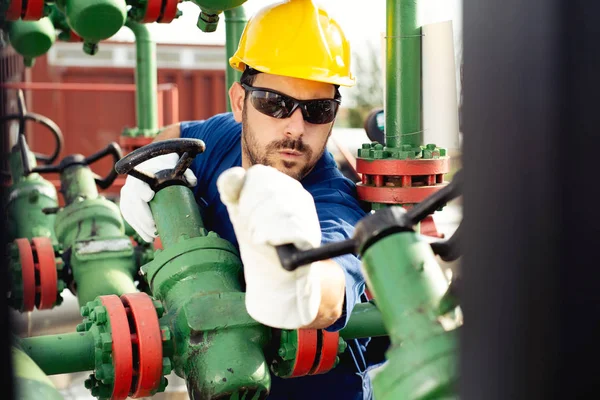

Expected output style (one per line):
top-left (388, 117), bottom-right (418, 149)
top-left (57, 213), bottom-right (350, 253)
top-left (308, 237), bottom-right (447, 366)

top-left (430, 223), bottom-right (462, 262)
top-left (25, 142), bottom-right (123, 190)
top-left (275, 170), bottom-right (464, 271)
top-left (114, 138), bottom-right (206, 191)
top-left (276, 240), bottom-right (357, 271)
top-left (0, 89), bottom-right (64, 165)
top-left (86, 142), bottom-right (123, 189)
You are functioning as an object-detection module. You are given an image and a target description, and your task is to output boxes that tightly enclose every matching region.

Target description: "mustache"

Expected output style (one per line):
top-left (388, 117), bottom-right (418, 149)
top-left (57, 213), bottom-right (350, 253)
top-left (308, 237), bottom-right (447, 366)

top-left (266, 138), bottom-right (310, 154)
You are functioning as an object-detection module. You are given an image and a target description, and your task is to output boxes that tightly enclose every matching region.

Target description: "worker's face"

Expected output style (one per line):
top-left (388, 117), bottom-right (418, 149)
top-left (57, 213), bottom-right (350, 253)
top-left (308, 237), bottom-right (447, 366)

top-left (229, 73), bottom-right (337, 181)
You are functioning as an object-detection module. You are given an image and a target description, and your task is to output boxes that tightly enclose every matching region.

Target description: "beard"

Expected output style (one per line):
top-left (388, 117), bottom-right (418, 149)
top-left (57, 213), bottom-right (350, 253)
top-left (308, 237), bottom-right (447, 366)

top-left (241, 107), bottom-right (331, 181)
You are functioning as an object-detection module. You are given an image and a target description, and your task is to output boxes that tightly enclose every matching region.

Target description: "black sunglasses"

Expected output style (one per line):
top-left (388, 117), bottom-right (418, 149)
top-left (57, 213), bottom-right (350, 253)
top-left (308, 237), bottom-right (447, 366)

top-left (241, 83), bottom-right (341, 125)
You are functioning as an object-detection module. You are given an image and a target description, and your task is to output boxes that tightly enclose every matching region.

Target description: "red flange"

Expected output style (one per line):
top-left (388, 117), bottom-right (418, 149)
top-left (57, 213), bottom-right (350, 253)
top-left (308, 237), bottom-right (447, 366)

top-left (22, 0), bottom-right (45, 20)
top-left (5, 0), bottom-right (23, 20)
top-left (290, 330), bottom-right (318, 377)
top-left (119, 136), bottom-right (153, 155)
top-left (309, 330), bottom-right (339, 375)
top-left (100, 295), bottom-right (134, 400)
top-left (356, 157), bottom-right (449, 176)
top-left (31, 237), bottom-right (58, 310)
top-left (121, 293), bottom-right (163, 398)
top-left (15, 238), bottom-right (35, 312)
top-left (357, 184), bottom-right (447, 204)
top-left (158, 0), bottom-right (179, 23)
top-left (142, 0), bottom-right (163, 23)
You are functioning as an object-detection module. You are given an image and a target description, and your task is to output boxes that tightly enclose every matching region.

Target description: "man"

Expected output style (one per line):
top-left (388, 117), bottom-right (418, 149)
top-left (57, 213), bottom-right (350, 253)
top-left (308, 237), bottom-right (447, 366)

top-left (120, 0), bottom-right (380, 398)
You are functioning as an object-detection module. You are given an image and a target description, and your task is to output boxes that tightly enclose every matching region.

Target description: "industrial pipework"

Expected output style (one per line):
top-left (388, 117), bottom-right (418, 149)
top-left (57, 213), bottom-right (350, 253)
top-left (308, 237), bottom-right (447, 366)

top-left (355, 0), bottom-right (452, 240)
top-left (17, 139), bottom-right (148, 308)
top-left (277, 172), bottom-right (463, 399)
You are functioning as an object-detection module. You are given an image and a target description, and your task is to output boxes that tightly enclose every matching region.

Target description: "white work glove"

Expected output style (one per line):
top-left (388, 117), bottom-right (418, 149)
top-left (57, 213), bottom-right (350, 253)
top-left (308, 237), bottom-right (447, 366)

top-left (119, 153), bottom-right (197, 243)
top-left (217, 165), bottom-right (322, 329)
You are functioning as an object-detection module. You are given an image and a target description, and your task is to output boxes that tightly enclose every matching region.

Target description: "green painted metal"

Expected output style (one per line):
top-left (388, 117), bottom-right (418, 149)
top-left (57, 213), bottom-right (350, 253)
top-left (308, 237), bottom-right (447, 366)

top-left (339, 302), bottom-right (388, 340)
top-left (12, 345), bottom-right (64, 400)
top-left (7, 17), bottom-right (56, 67)
top-left (5, 145), bottom-right (58, 243)
top-left (361, 232), bottom-right (458, 399)
top-left (150, 186), bottom-right (206, 249)
top-left (21, 332), bottom-right (96, 375)
top-left (142, 187), bottom-right (271, 399)
top-left (224, 6), bottom-right (247, 111)
top-left (385, 0), bottom-right (421, 149)
top-left (192, 0), bottom-right (248, 32)
top-left (123, 19), bottom-right (159, 137)
top-left (56, 0), bottom-right (126, 43)
top-left (54, 165), bottom-right (138, 307)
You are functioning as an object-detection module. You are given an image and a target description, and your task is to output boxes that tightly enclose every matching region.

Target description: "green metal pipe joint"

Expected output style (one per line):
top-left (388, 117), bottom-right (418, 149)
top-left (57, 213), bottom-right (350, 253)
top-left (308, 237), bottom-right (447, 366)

top-left (55, 164), bottom-right (138, 307)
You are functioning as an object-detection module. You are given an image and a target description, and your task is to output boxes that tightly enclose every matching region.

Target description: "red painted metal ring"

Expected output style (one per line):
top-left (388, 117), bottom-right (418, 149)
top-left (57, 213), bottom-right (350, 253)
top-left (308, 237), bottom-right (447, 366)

top-left (158, 0), bottom-right (179, 23)
top-left (100, 295), bottom-right (134, 400)
top-left (31, 237), bottom-right (57, 310)
top-left (22, 0), bottom-right (45, 20)
top-left (15, 239), bottom-right (35, 312)
top-left (121, 293), bottom-right (163, 398)
top-left (356, 157), bottom-right (450, 176)
top-left (309, 330), bottom-right (339, 375)
top-left (142, 0), bottom-right (163, 23)
top-left (6, 0), bottom-right (23, 20)
top-left (356, 184), bottom-right (448, 204)
top-left (290, 330), bottom-right (318, 377)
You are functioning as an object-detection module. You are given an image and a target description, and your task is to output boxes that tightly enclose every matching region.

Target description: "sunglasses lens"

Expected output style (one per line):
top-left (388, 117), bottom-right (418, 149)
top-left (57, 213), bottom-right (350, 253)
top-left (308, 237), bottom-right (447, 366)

top-left (303, 100), bottom-right (339, 124)
top-left (250, 91), bottom-right (293, 119)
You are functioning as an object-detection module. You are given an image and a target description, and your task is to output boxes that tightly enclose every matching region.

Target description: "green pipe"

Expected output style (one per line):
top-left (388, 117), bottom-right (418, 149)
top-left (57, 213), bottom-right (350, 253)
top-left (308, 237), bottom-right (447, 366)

top-left (361, 232), bottom-right (458, 399)
top-left (125, 19), bottom-right (158, 136)
top-left (12, 346), bottom-right (64, 400)
top-left (54, 183), bottom-right (138, 307)
top-left (224, 6), bottom-right (247, 111)
top-left (340, 302), bottom-right (388, 340)
top-left (20, 332), bottom-right (95, 375)
top-left (386, 0), bottom-right (421, 149)
top-left (150, 186), bottom-right (207, 249)
top-left (60, 165), bottom-right (99, 204)
top-left (6, 147), bottom-right (58, 243)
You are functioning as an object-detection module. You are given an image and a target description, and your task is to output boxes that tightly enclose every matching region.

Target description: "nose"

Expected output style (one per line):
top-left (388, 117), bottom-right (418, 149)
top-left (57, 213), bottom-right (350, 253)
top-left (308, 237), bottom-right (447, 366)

top-left (284, 107), bottom-right (306, 139)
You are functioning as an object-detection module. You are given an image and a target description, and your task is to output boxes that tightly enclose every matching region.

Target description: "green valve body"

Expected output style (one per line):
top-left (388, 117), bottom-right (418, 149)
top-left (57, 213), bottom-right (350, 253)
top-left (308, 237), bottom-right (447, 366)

top-left (7, 17), bottom-right (56, 66)
top-left (54, 165), bottom-right (137, 307)
top-left (12, 344), bottom-right (64, 400)
top-left (361, 232), bottom-right (459, 399)
top-left (56, 0), bottom-right (127, 43)
top-left (5, 146), bottom-right (58, 243)
top-left (143, 186), bottom-right (271, 399)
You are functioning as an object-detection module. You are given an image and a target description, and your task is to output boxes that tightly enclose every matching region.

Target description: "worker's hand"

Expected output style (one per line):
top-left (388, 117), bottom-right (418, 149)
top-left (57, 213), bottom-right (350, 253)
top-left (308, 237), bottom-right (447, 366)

top-left (217, 165), bottom-right (322, 329)
top-left (119, 153), bottom-right (197, 243)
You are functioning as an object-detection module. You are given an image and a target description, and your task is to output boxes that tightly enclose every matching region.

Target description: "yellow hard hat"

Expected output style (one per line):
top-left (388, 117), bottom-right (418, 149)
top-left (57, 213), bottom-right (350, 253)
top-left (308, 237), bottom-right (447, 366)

top-left (229, 0), bottom-right (355, 87)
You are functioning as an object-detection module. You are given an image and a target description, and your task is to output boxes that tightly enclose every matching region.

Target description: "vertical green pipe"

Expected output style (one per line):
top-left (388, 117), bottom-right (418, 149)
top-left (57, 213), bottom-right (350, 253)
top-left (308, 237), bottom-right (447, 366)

top-left (150, 186), bottom-right (207, 249)
top-left (224, 6), bottom-right (247, 111)
top-left (12, 346), bottom-right (64, 399)
top-left (386, 0), bottom-right (421, 149)
top-left (125, 19), bottom-right (158, 135)
top-left (20, 332), bottom-right (96, 375)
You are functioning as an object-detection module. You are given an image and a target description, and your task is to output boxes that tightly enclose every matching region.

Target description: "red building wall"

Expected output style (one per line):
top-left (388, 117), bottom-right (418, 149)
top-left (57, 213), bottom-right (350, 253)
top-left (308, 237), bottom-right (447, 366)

top-left (22, 43), bottom-right (226, 201)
